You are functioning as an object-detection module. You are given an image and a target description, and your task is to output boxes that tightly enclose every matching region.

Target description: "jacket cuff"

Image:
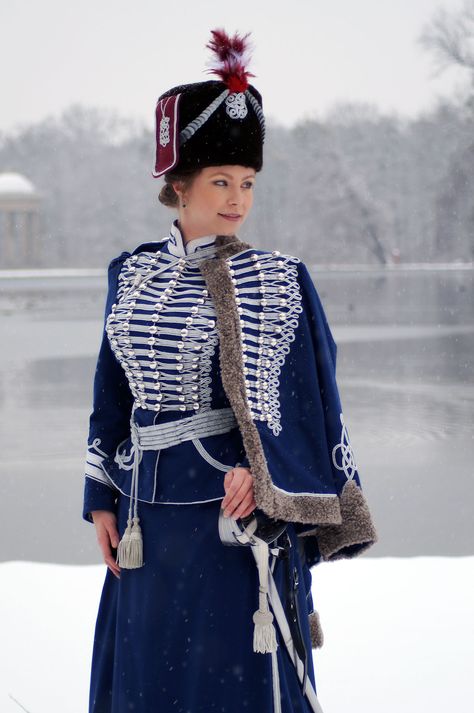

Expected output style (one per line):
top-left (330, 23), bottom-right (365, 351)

top-left (300, 554), bottom-right (324, 648)
top-left (82, 477), bottom-right (118, 524)
top-left (301, 480), bottom-right (378, 560)
top-left (308, 610), bottom-right (324, 648)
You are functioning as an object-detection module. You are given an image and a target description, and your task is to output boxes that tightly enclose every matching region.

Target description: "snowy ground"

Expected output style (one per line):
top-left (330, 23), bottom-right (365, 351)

top-left (1, 556), bottom-right (473, 713)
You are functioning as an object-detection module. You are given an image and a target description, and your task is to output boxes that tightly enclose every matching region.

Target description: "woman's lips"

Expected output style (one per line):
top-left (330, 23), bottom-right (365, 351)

top-left (218, 213), bottom-right (241, 222)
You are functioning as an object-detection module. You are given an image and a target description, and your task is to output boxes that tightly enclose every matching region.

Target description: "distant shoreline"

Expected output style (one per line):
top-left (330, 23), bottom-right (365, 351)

top-left (0, 262), bottom-right (473, 280)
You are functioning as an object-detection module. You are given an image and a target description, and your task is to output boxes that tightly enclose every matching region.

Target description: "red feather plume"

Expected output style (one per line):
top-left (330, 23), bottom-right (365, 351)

top-left (204, 28), bottom-right (256, 93)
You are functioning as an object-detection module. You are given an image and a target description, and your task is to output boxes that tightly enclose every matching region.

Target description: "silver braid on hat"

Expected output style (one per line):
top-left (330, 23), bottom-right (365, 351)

top-left (179, 89), bottom-right (230, 146)
top-left (179, 87), bottom-right (265, 148)
top-left (245, 90), bottom-right (266, 142)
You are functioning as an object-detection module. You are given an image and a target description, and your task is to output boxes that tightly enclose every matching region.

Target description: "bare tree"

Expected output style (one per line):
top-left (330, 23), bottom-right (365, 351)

top-left (418, 0), bottom-right (474, 81)
top-left (418, 2), bottom-right (474, 259)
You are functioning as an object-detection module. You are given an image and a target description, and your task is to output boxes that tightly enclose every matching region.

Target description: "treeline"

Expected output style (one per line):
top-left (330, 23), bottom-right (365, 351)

top-left (0, 98), bottom-right (473, 267)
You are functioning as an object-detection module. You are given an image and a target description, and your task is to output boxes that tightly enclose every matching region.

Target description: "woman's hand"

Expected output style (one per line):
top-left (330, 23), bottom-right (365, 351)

top-left (91, 510), bottom-right (121, 579)
top-left (221, 467), bottom-right (256, 519)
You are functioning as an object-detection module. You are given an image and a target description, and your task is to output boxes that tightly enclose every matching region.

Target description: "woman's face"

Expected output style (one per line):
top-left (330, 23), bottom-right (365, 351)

top-left (173, 164), bottom-right (256, 239)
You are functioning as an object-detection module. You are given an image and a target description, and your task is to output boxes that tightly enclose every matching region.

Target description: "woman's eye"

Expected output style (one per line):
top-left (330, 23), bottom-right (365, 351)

top-left (213, 180), bottom-right (254, 188)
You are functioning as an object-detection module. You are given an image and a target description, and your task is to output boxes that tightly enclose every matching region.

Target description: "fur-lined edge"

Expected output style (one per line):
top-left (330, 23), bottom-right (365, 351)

top-left (200, 236), bottom-right (343, 526)
top-left (308, 610), bottom-right (324, 649)
top-left (298, 479), bottom-right (378, 561)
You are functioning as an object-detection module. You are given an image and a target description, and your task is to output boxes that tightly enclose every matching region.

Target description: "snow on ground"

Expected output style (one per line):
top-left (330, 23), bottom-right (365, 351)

top-left (1, 556), bottom-right (473, 713)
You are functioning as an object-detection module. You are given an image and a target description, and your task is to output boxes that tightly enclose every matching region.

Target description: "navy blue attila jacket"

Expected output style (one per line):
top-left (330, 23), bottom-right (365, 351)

top-left (82, 221), bottom-right (378, 570)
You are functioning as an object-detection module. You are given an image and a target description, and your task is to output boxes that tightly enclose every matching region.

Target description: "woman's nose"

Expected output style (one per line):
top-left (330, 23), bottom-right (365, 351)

top-left (228, 188), bottom-right (242, 205)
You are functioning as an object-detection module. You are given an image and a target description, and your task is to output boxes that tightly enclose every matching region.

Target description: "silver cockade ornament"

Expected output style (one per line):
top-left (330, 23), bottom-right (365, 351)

top-left (225, 92), bottom-right (248, 119)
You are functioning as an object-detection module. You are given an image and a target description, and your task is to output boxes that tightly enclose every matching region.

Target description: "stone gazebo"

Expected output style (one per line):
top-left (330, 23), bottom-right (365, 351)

top-left (0, 172), bottom-right (42, 268)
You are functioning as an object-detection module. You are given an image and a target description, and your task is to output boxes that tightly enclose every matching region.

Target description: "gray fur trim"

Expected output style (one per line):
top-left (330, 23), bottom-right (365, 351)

top-left (299, 479), bottom-right (378, 561)
top-left (200, 236), bottom-right (342, 526)
top-left (308, 610), bottom-right (324, 649)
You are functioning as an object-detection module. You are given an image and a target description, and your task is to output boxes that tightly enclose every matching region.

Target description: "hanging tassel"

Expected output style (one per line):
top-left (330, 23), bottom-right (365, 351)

top-left (116, 413), bottom-right (144, 570)
top-left (253, 608), bottom-right (278, 653)
top-left (252, 540), bottom-right (278, 653)
top-left (117, 515), bottom-right (143, 569)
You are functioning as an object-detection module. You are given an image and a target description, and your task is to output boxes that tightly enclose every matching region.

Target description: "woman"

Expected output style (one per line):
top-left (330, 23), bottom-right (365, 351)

top-left (83, 28), bottom-right (378, 713)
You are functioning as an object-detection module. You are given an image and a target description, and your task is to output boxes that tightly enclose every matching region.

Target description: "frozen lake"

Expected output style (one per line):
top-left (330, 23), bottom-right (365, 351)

top-left (0, 264), bottom-right (473, 564)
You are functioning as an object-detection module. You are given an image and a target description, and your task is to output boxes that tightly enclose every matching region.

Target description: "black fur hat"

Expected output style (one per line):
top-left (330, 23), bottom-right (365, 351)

top-left (152, 28), bottom-right (265, 178)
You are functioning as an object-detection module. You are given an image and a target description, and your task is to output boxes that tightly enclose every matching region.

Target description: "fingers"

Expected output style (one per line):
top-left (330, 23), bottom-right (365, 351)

top-left (222, 468), bottom-right (241, 504)
top-left (222, 466), bottom-right (249, 496)
top-left (223, 469), bottom-right (235, 489)
top-left (94, 513), bottom-right (121, 580)
top-left (222, 467), bottom-right (256, 519)
top-left (231, 490), bottom-right (257, 520)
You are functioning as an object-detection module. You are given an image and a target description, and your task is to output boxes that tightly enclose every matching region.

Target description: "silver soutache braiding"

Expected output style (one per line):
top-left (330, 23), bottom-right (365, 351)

top-left (179, 89), bottom-right (230, 146)
top-left (245, 90), bottom-right (266, 142)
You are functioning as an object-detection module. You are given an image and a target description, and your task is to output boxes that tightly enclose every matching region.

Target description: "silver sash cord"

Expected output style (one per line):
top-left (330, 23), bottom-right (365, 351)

top-left (114, 406), bottom-right (239, 526)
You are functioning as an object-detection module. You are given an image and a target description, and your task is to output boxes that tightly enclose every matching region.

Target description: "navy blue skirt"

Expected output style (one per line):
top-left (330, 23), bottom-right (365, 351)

top-left (88, 490), bottom-right (318, 712)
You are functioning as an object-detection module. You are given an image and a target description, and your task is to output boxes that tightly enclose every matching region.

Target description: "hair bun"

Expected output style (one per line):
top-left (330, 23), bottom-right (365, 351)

top-left (158, 182), bottom-right (178, 208)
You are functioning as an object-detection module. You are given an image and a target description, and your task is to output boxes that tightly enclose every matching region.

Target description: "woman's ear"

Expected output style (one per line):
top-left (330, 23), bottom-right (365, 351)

top-left (170, 182), bottom-right (181, 200)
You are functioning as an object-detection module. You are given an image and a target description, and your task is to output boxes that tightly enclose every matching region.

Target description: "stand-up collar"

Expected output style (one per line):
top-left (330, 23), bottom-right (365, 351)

top-left (166, 219), bottom-right (218, 257)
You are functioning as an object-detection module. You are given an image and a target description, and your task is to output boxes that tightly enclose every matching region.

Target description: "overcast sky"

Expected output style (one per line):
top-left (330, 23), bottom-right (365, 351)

top-left (0, 0), bottom-right (469, 136)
